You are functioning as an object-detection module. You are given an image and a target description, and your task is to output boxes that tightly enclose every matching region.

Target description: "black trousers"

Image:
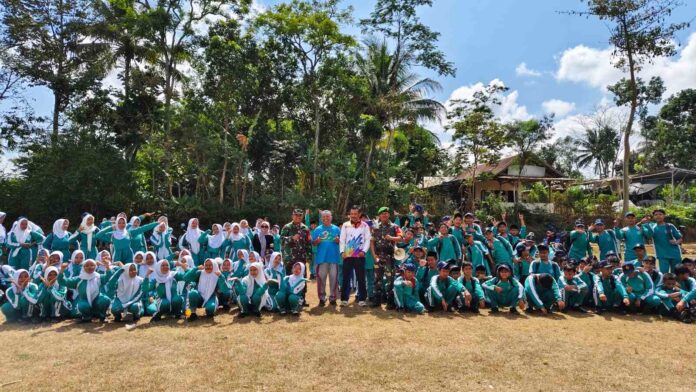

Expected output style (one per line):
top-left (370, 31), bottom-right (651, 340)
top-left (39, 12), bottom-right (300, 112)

top-left (342, 257), bottom-right (366, 302)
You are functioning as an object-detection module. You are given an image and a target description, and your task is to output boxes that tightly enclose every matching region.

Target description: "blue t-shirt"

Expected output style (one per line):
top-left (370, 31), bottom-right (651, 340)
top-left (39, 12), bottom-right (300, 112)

top-left (312, 224), bottom-right (341, 264)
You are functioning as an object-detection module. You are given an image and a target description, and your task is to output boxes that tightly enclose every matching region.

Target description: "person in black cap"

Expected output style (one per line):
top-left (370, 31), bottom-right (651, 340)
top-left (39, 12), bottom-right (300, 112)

top-left (393, 263), bottom-right (425, 314)
top-left (619, 262), bottom-right (661, 313)
top-left (529, 244), bottom-right (561, 282)
top-left (524, 273), bottom-right (565, 314)
top-left (462, 212), bottom-right (486, 242)
top-left (513, 243), bottom-right (533, 284)
top-left (627, 243), bottom-right (648, 268)
top-left (642, 256), bottom-right (663, 287)
top-left (593, 260), bottom-right (630, 314)
top-left (425, 261), bottom-right (462, 312)
top-left (482, 264), bottom-right (525, 313)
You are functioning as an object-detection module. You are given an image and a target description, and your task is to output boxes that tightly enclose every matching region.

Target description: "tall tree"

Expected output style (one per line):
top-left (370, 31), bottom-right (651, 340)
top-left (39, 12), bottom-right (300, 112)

top-left (506, 116), bottom-right (554, 207)
top-left (1, 0), bottom-right (111, 142)
top-left (255, 0), bottom-right (355, 188)
top-left (448, 83), bottom-right (508, 210)
top-left (574, 125), bottom-right (620, 178)
top-left (569, 0), bottom-right (689, 213)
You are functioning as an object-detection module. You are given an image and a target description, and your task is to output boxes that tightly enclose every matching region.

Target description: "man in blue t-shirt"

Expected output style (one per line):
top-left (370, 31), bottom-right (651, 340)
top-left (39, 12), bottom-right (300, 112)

top-left (312, 210), bottom-right (342, 306)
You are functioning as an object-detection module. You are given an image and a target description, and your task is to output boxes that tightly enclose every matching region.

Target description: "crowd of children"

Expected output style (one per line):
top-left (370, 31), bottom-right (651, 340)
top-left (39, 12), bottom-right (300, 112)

top-left (0, 205), bottom-right (694, 325)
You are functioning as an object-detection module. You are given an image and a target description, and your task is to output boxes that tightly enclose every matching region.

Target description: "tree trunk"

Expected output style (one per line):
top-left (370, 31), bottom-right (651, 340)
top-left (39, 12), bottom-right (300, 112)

top-left (622, 25), bottom-right (638, 215)
top-left (124, 56), bottom-right (131, 103)
top-left (313, 99), bottom-right (320, 188)
top-left (52, 92), bottom-right (61, 143)
top-left (363, 139), bottom-right (375, 196)
top-left (219, 115), bottom-right (229, 203)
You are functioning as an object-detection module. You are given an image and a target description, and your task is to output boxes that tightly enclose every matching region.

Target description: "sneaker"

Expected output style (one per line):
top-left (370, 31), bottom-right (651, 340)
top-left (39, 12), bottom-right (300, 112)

top-left (575, 306), bottom-right (589, 314)
top-left (188, 314), bottom-right (199, 322)
top-left (509, 307), bottom-right (518, 314)
top-left (329, 300), bottom-right (337, 306)
top-left (238, 312), bottom-right (247, 319)
top-left (123, 313), bottom-right (134, 323)
top-left (318, 300), bottom-right (326, 307)
top-left (358, 301), bottom-right (367, 307)
top-left (386, 303), bottom-right (396, 310)
top-left (150, 313), bottom-right (162, 322)
top-left (490, 307), bottom-right (499, 313)
top-left (341, 300), bottom-right (349, 306)
top-left (291, 310), bottom-right (299, 316)
top-left (280, 311), bottom-right (287, 315)
top-left (254, 311), bottom-right (262, 318)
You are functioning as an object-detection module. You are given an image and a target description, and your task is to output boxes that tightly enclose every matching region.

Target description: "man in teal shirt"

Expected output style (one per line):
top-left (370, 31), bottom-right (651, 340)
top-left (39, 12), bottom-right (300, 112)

top-left (483, 228), bottom-right (514, 269)
top-left (464, 233), bottom-right (492, 276)
top-left (429, 223), bottom-right (462, 263)
top-left (589, 219), bottom-right (619, 260)
top-left (568, 220), bottom-right (593, 261)
top-left (614, 212), bottom-right (651, 262)
top-left (645, 209), bottom-right (683, 273)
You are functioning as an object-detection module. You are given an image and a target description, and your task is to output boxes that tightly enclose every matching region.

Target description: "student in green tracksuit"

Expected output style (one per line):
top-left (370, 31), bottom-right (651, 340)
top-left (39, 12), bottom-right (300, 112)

top-left (458, 262), bottom-right (485, 313)
top-left (483, 229), bottom-right (515, 269)
top-left (225, 223), bottom-right (251, 261)
top-left (524, 273), bottom-right (564, 314)
top-left (626, 243), bottom-right (649, 268)
top-left (463, 233), bottom-right (491, 276)
top-left (264, 252), bottom-right (285, 306)
top-left (218, 258), bottom-right (235, 308)
top-left (483, 264), bottom-right (525, 313)
top-left (655, 273), bottom-right (694, 322)
top-left (619, 263), bottom-right (661, 312)
top-left (276, 262), bottom-right (307, 315)
top-left (128, 215), bottom-right (157, 254)
top-left (150, 258), bottom-right (189, 321)
top-left (150, 217), bottom-right (174, 260)
top-left (593, 261), bottom-right (630, 314)
top-left (107, 263), bottom-right (147, 322)
top-left (558, 264), bottom-right (589, 312)
top-left (231, 249), bottom-right (250, 279)
top-left (393, 263), bottom-right (425, 314)
top-left (185, 258), bottom-right (228, 320)
top-left (232, 261), bottom-right (270, 318)
top-left (528, 245), bottom-right (561, 281)
top-left (29, 249), bottom-right (53, 285)
top-left (58, 259), bottom-right (113, 322)
top-left (416, 251), bottom-right (439, 302)
top-left (7, 218), bottom-right (45, 270)
top-left (72, 214), bottom-right (100, 260)
top-left (615, 212), bottom-right (651, 262)
top-left (568, 221), bottom-right (593, 261)
top-left (589, 219), bottom-right (619, 261)
top-left (1, 269), bottom-right (39, 322)
top-left (514, 244), bottom-right (533, 284)
top-left (426, 261), bottom-right (461, 311)
top-left (43, 219), bottom-right (77, 262)
top-left (95, 217), bottom-right (159, 263)
top-left (36, 266), bottom-right (72, 320)
top-left (178, 218), bottom-right (205, 266)
top-left (428, 223), bottom-right (462, 263)
top-left (644, 209), bottom-right (683, 273)
top-left (201, 224), bottom-right (230, 260)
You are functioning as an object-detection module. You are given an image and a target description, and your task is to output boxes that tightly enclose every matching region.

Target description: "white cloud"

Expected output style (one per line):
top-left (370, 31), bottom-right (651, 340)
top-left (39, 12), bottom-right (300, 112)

top-left (446, 78), bottom-right (531, 123)
top-left (556, 31), bottom-right (696, 96)
top-left (515, 62), bottom-right (542, 77)
top-left (542, 99), bottom-right (576, 118)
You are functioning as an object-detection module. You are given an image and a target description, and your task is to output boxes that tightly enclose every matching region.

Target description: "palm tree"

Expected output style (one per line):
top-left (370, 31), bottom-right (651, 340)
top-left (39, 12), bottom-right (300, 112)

top-left (575, 125), bottom-right (620, 178)
top-left (355, 38), bottom-right (445, 152)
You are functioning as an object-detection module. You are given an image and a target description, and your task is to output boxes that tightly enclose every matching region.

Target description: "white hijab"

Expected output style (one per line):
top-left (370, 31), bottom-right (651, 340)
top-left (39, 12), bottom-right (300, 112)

top-left (198, 259), bottom-right (220, 303)
top-left (208, 224), bottom-right (225, 249)
top-left (11, 218), bottom-right (31, 245)
top-left (239, 220), bottom-right (250, 237)
top-left (78, 260), bottom-right (101, 306)
top-left (68, 250), bottom-right (84, 277)
top-left (243, 262), bottom-right (267, 298)
top-left (153, 259), bottom-right (177, 301)
top-left (96, 250), bottom-right (111, 273)
top-left (185, 218), bottom-right (203, 254)
top-left (229, 223), bottom-right (244, 242)
top-left (0, 211), bottom-right (6, 240)
top-left (80, 214), bottom-right (98, 251)
top-left (52, 218), bottom-right (68, 239)
top-left (266, 252), bottom-right (283, 274)
top-left (112, 217), bottom-right (128, 240)
top-left (152, 217), bottom-right (170, 242)
top-left (117, 263), bottom-right (143, 306)
top-left (288, 262), bottom-right (306, 287)
top-left (140, 251), bottom-right (157, 278)
top-left (9, 269), bottom-right (37, 307)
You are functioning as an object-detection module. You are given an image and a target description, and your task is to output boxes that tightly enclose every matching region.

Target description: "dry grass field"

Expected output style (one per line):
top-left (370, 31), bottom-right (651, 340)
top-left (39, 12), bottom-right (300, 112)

top-left (0, 243), bottom-right (695, 392)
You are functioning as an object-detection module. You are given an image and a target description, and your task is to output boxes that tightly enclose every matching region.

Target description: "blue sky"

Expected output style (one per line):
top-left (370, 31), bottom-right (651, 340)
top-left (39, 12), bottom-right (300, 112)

top-left (9, 0), bottom-right (696, 174)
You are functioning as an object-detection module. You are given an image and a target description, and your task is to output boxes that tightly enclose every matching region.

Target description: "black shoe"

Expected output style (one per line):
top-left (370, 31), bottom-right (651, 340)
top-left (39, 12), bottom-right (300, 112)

top-left (509, 307), bottom-right (519, 314)
top-left (291, 310), bottom-right (300, 316)
top-left (679, 310), bottom-right (693, 323)
top-left (471, 308), bottom-right (480, 314)
top-left (524, 307), bottom-right (534, 314)
top-left (150, 313), bottom-right (162, 322)
top-left (238, 312), bottom-right (247, 319)
top-left (188, 314), bottom-right (198, 322)
top-left (490, 307), bottom-right (499, 313)
top-left (595, 308), bottom-right (604, 315)
top-left (254, 311), bottom-right (261, 318)
top-left (386, 303), bottom-right (396, 310)
top-left (329, 300), bottom-right (337, 306)
top-left (575, 306), bottom-right (588, 314)
top-left (114, 313), bottom-right (122, 323)
top-left (302, 302), bottom-right (310, 307)
top-left (99, 317), bottom-right (106, 323)
top-left (318, 300), bottom-right (326, 307)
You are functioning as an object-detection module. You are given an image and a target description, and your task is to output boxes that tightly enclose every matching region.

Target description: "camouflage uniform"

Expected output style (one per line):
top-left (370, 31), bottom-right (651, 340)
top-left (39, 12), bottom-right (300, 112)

top-left (373, 220), bottom-right (401, 306)
top-left (280, 222), bottom-right (312, 276)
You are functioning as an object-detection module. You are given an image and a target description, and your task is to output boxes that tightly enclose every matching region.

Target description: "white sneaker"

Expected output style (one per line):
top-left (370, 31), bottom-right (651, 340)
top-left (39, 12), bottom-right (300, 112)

top-left (358, 301), bottom-right (367, 307)
top-left (341, 300), bottom-right (349, 306)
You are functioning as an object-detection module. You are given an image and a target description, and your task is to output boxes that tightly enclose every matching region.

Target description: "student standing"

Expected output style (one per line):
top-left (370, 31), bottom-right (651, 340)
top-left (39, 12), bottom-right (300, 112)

top-left (7, 218), bottom-right (45, 270)
top-left (644, 209), bottom-right (683, 273)
top-left (614, 212), bottom-right (651, 262)
top-left (73, 214), bottom-right (100, 260)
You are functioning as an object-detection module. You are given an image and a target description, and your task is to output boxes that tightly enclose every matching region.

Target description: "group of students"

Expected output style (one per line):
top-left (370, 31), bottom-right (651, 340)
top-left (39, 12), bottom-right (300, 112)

top-left (0, 206), bottom-right (694, 325)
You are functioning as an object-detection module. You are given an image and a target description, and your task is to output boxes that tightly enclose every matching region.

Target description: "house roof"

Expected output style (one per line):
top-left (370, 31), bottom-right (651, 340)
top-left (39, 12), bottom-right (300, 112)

top-left (453, 153), bottom-right (566, 181)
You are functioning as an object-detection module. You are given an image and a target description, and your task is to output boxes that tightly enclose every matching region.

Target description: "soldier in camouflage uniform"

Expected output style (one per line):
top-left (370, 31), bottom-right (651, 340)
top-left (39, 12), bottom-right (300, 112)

top-left (371, 207), bottom-right (403, 308)
top-left (280, 209), bottom-right (312, 276)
